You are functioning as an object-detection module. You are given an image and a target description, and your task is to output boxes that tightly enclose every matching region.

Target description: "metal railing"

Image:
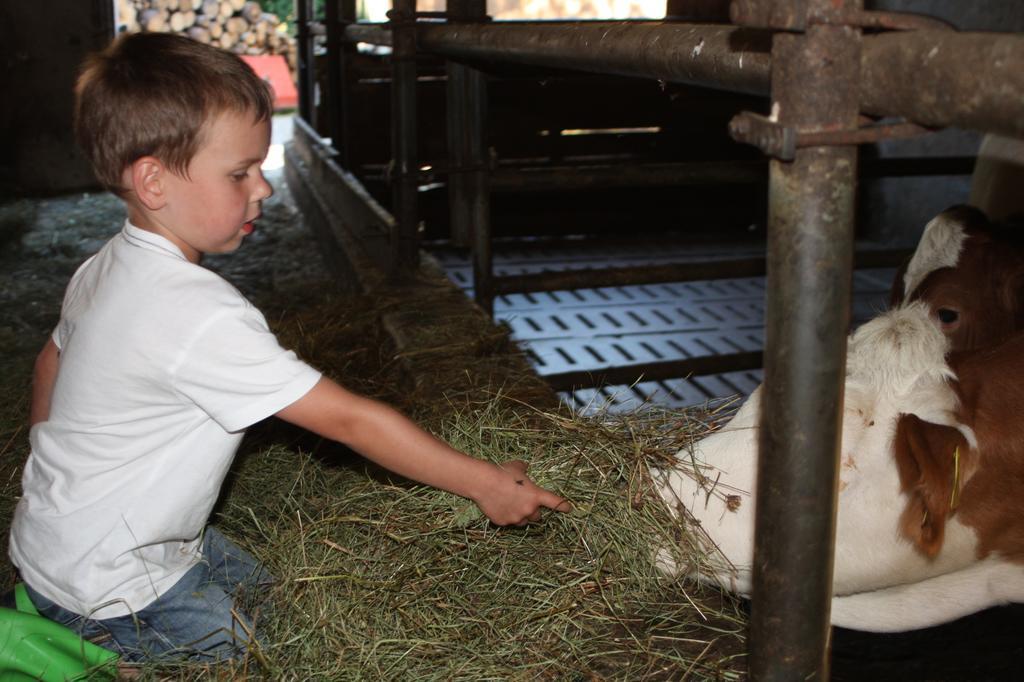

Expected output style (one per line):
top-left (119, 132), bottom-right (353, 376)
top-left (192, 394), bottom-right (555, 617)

top-left (289, 2), bottom-right (1024, 678)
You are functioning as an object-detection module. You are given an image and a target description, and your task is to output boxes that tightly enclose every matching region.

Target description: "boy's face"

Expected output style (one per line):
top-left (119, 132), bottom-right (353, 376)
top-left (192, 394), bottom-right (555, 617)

top-left (140, 110), bottom-right (272, 263)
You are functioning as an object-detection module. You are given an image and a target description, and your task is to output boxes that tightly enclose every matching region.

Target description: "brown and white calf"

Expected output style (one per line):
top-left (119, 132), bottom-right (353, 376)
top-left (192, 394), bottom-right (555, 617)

top-left (848, 329), bottom-right (1024, 631)
top-left (654, 206), bottom-right (1024, 633)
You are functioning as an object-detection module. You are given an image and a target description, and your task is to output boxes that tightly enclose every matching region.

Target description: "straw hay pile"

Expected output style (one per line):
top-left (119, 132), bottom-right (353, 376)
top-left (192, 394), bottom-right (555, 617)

top-left (214, 402), bottom-right (748, 680)
top-left (0, 181), bottom-right (749, 679)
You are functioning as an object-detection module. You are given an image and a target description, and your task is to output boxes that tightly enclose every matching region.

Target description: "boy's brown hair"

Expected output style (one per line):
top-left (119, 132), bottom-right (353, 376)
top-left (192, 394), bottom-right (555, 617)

top-left (74, 32), bottom-right (274, 196)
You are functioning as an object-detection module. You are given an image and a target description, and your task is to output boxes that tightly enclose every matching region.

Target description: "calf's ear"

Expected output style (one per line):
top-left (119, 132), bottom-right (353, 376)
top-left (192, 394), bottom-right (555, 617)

top-left (892, 414), bottom-right (970, 558)
top-left (997, 262), bottom-right (1024, 330)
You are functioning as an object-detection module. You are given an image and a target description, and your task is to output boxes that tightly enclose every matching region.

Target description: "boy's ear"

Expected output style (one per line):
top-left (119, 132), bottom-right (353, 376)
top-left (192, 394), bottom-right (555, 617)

top-left (893, 413), bottom-right (971, 558)
top-left (126, 156), bottom-right (167, 211)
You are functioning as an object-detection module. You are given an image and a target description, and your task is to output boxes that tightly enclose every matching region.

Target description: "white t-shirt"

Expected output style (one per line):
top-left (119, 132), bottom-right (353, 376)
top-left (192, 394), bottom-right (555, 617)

top-left (9, 221), bottom-right (321, 619)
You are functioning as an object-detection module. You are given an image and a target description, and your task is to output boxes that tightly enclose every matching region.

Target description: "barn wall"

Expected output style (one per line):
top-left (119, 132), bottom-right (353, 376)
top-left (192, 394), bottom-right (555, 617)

top-left (0, 0), bottom-right (113, 194)
top-left (862, 0), bottom-right (1024, 245)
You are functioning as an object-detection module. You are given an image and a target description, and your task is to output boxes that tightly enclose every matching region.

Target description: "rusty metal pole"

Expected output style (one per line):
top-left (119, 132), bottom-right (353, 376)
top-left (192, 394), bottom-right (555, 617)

top-left (444, 22), bottom-right (470, 248)
top-left (295, 0), bottom-right (316, 126)
top-left (463, 4), bottom-right (493, 316)
top-left (325, 0), bottom-right (356, 169)
top-left (731, 0), bottom-right (863, 679)
top-left (445, 1), bottom-right (493, 313)
top-left (389, 0), bottom-right (420, 277)
top-left (325, 0), bottom-right (342, 150)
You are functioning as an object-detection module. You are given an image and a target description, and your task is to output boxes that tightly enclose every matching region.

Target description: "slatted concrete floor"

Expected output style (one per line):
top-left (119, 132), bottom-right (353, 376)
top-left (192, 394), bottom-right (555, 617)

top-left (430, 240), bottom-right (896, 413)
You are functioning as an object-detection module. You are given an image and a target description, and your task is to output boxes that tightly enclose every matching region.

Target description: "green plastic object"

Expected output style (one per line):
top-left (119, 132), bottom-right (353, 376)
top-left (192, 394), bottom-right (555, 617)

top-left (0, 584), bottom-right (118, 681)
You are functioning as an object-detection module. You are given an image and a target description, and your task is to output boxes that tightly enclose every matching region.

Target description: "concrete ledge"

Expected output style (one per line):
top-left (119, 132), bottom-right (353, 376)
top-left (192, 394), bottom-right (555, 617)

top-left (284, 119), bottom-right (557, 408)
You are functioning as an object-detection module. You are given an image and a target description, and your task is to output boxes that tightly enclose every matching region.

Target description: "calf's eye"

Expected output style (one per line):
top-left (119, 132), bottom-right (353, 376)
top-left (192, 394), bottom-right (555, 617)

top-left (937, 308), bottom-right (959, 325)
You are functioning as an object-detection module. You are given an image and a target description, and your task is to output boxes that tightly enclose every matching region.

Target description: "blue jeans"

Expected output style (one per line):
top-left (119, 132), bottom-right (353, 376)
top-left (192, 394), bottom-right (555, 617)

top-left (24, 527), bottom-right (273, 663)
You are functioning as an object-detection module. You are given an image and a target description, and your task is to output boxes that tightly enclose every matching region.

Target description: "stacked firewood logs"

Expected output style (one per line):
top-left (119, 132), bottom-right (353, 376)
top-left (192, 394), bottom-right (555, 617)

top-left (116, 0), bottom-right (297, 73)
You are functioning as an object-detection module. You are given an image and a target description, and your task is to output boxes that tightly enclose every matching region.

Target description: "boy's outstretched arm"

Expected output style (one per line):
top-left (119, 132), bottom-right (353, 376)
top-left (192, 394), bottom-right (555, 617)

top-left (276, 377), bottom-right (571, 526)
top-left (30, 339), bottom-right (59, 426)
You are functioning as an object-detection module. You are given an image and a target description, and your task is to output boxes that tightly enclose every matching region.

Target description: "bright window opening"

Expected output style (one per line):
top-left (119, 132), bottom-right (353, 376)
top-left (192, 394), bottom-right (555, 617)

top-left (359, 1), bottom-right (666, 21)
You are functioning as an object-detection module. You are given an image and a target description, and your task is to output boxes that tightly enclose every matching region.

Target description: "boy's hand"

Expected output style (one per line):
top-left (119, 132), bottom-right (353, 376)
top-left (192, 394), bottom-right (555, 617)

top-left (473, 460), bottom-right (572, 526)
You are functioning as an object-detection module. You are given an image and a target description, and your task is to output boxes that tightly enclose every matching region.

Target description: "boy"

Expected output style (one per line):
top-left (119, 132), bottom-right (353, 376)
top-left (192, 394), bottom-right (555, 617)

top-left (9, 32), bottom-right (569, 664)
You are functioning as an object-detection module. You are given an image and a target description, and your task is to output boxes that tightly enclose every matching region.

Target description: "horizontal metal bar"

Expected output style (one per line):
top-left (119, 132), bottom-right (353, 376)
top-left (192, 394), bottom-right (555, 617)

top-left (408, 21), bottom-right (1024, 139)
top-left (860, 30), bottom-right (1024, 139)
top-left (345, 23), bottom-right (392, 46)
top-left (418, 21), bottom-right (772, 96)
top-left (490, 248), bottom-right (909, 296)
top-left (490, 160), bottom-right (766, 191)
top-left (484, 156), bottom-right (973, 192)
top-left (493, 258), bottom-right (768, 295)
top-left (543, 351), bottom-right (764, 391)
top-left (344, 20), bottom-right (1024, 137)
